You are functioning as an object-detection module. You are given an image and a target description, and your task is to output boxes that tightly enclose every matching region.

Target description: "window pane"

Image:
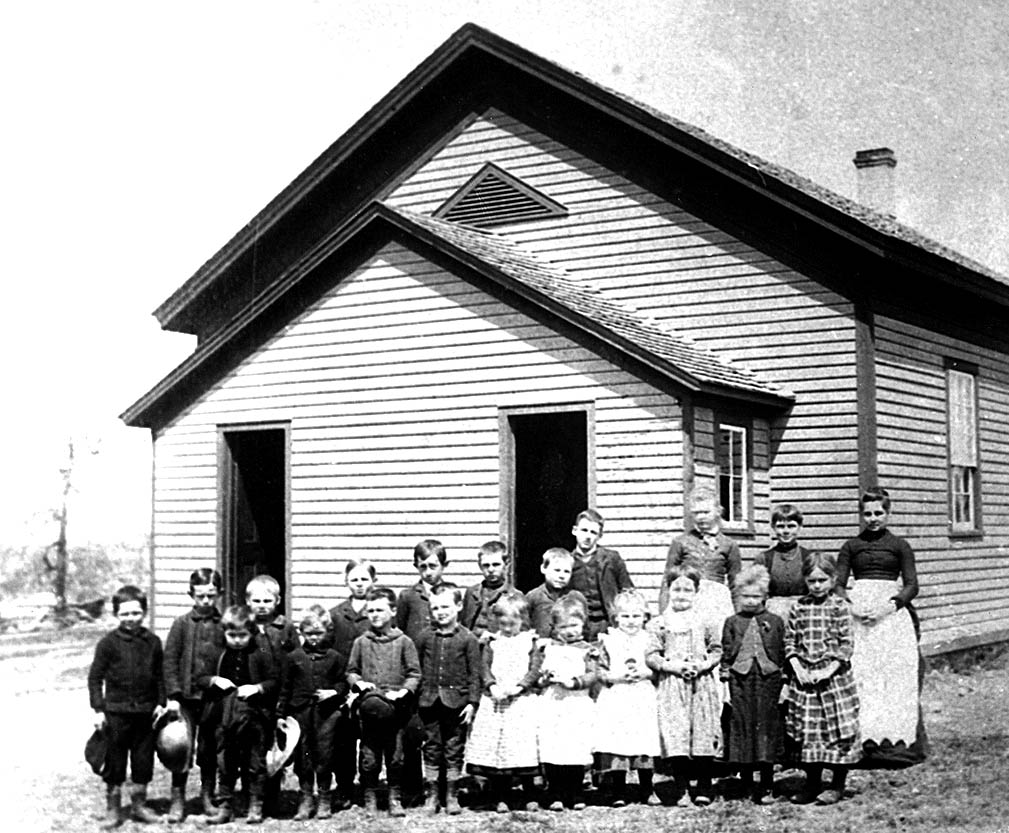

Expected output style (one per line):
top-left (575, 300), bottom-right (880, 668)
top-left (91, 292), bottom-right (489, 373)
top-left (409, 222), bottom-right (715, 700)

top-left (948, 370), bottom-right (977, 466)
top-left (717, 424), bottom-right (747, 524)
top-left (951, 465), bottom-right (976, 527)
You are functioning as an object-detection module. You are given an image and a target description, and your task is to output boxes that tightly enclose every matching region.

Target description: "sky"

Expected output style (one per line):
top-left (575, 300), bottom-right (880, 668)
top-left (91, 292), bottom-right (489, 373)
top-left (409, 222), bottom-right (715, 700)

top-left (1, 0), bottom-right (1006, 548)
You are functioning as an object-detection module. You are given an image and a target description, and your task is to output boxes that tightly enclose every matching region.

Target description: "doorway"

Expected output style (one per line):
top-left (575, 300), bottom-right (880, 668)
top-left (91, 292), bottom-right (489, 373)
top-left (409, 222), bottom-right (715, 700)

top-left (503, 408), bottom-right (591, 591)
top-left (219, 425), bottom-right (288, 608)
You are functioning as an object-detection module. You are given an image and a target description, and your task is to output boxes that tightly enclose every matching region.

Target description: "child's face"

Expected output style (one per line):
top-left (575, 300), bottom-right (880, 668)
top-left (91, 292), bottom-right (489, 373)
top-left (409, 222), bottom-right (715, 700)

top-left (247, 587), bottom-right (279, 622)
top-left (615, 607), bottom-right (645, 635)
top-left (116, 600), bottom-right (145, 632)
top-left (772, 518), bottom-right (802, 545)
top-left (542, 558), bottom-right (573, 590)
top-left (416, 554), bottom-right (445, 587)
top-left (301, 623), bottom-right (327, 649)
top-left (430, 592), bottom-right (461, 629)
top-left (224, 626), bottom-right (252, 650)
top-left (478, 552), bottom-right (507, 584)
top-left (571, 519), bottom-right (602, 554)
top-left (190, 583), bottom-right (219, 615)
top-left (738, 587), bottom-right (766, 614)
top-left (861, 500), bottom-right (890, 533)
top-left (346, 565), bottom-right (375, 600)
top-left (806, 568), bottom-right (832, 598)
top-left (366, 597), bottom-right (394, 631)
top-left (557, 618), bottom-right (585, 644)
top-left (496, 610), bottom-right (523, 637)
top-left (667, 576), bottom-right (697, 611)
top-left (690, 501), bottom-right (721, 533)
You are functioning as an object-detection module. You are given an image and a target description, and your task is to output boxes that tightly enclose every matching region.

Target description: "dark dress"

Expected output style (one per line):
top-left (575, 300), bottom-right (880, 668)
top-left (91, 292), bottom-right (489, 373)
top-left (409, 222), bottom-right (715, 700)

top-left (720, 610), bottom-right (785, 764)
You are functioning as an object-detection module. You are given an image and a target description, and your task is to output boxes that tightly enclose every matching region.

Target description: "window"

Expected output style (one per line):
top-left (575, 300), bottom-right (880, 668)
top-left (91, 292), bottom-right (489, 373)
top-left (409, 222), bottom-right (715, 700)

top-left (947, 363), bottom-right (980, 533)
top-left (716, 421), bottom-right (749, 526)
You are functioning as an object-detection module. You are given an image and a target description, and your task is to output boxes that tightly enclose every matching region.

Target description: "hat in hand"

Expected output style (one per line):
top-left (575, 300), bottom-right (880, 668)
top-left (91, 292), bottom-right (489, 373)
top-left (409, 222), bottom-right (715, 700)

top-left (84, 728), bottom-right (108, 776)
top-left (266, 716), bottom-right (301, 777)
top-left (155, 713), bottom-right (192, 774)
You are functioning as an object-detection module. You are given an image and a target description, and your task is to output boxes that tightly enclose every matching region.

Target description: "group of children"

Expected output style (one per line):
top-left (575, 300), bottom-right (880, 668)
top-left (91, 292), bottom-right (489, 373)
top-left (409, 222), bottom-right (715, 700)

top-left (88, 496), bottom-right (920, 822)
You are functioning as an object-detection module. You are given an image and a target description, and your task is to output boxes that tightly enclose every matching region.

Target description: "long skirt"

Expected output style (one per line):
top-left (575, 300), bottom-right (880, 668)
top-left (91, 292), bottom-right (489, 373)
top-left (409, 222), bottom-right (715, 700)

top-left (785, 670), bottom-right (861, 765)
top-left (465, 692), bottom-right (540, 775)
top-left (656, 671), bottom-right (722, 759)
top-left (725, 670), bottom-right (783, 764)
top-left (849, 579), bottom-right (929, 767)
top-left (538, 687), bottom-right (594, 766)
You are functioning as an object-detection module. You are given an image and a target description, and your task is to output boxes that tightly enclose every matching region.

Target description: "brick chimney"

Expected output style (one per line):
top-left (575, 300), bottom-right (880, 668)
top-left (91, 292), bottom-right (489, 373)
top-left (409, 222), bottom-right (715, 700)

top-left (853, 148), bottom-right (897, 216)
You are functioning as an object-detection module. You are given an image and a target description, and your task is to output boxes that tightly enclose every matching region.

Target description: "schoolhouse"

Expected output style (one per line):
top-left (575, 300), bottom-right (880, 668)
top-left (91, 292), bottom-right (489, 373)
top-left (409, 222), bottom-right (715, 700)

top-left (122, 24), bottom-right (1009, 655)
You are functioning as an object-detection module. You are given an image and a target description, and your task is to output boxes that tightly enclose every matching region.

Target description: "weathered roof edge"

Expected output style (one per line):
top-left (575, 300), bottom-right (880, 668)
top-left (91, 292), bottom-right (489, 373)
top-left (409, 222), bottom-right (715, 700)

top-left (123, 202), bottom-right (791, 430)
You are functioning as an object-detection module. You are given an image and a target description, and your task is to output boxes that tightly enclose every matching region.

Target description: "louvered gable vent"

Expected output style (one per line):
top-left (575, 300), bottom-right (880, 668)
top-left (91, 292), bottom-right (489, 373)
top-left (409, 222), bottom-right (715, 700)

top-left (434, 162), bottom-right (567, 228)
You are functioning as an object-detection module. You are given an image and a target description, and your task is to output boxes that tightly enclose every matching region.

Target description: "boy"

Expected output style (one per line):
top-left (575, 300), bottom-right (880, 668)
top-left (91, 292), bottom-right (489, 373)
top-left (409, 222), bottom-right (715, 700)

top-left (461, 541), bottom-right (512, 638)
top-left (278, 607), bottom-right (350, 820)
top-left (525, 548), bottom-right (589, 638)
top-left (163, 568), bottom-right (225, 823)
top-left (396, 539), bottom-right (448, 643)
top-left (569, 509), bottom-right (634, 640)
top-left (88, 585), bottom-right (165, 828)
top-left (347, 586), bottom-right (421, 817)
top-left (246, 575), bottom-right (297, 817)
top-left (414, 584), bottom-right (481, 814)
top-left (206, 605), bottom-right (278, 825)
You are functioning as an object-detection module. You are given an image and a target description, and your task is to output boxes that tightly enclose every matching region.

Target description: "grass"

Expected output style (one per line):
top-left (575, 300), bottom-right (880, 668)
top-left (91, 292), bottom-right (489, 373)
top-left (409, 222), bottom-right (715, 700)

top-left (6, 629), bottom-right (1009, 833)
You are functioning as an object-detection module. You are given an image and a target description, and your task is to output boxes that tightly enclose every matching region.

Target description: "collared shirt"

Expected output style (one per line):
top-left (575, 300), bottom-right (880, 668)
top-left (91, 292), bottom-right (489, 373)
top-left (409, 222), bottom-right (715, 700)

top-left (347, 627), bottom-right (421, 694)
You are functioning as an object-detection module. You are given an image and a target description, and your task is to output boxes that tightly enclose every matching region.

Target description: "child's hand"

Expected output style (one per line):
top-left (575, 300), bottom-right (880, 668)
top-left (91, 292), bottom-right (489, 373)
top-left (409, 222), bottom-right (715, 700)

top-left (236, 684), bottom-right (261, 700)
top-left (385, 688), bottom-right (407, 701)
top-left (560, 676), bottom-right (579, 690)
top-left (166, 699), bottom-right (181, 715)
top-left (354, 681), bottom-right (377, 692)
top-left (314, 688), bottom-right (339, 702)
top-left (489, 684), bottom-right (507, 703)
top-left (212, 676), bottom-right (236, 692)
top-left (505, 684), bottom-right (523, 698)
top-left (93, 712), bottom-right (106, 732)
top-left (460, 704), bottom-right (476, 725)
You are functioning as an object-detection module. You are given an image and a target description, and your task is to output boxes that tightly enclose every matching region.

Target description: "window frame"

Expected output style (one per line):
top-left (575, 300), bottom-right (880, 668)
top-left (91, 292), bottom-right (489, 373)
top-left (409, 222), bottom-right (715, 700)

top-left (714, 415), bottom-right (753, 532)
top-left (945, 358), bottom-right (982, 537)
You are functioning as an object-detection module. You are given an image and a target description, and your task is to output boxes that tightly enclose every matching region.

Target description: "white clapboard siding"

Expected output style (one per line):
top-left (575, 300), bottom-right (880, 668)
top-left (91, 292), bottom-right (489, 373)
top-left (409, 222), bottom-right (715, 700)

top-left (874, 316), bottom-right (1009, 649)
top-left (150, 241), bottom-right (684, 634)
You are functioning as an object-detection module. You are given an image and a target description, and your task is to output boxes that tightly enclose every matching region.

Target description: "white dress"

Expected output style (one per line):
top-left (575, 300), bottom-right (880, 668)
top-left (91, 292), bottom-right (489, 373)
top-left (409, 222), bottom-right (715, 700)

top-left (537, 641), bottom-right (596, 766)
top-left (465, 631), bottom-right (540, 773)
top-left (594, 629), bottom-right (661, 761)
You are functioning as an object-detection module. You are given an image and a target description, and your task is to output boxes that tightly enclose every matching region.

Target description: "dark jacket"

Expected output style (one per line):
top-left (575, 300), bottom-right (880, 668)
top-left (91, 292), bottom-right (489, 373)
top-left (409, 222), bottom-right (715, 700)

top-left (569, 546), bottom-right (634, 623)
top-left (720, 610), bottom-right (786, 679)
top-left (524, 584), bottom-right (588, 638)
top-left (253, 615), bottom-right (298, 710)
top-left (414, 624), bottom-right (482, 708)
top-left (163, 609), bottom-right (224, 701)
top-left (461, 581), bottom-right (511, 636)
top-left (396, 582), bottom-right (437, 644)
top-left (278, 645), bottom-right (349, 716)
top-left (328, 599), bottom-right (371, 658)
top-left (211, 642), bottom-right (279, 721)
top-left (88, 626), bottom-right (166, 713)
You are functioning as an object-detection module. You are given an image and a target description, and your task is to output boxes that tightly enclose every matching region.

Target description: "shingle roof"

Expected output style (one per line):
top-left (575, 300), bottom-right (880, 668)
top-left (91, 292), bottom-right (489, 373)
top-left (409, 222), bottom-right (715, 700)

top-left (385, 204), bottom-right (791, 402)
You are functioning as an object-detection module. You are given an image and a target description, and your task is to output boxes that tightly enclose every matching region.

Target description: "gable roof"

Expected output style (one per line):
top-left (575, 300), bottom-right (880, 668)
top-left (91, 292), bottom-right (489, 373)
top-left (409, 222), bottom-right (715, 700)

top-left (152, 23), bottom-right (1009, 340)
top-left (121, 201), bottom-right (791, 429)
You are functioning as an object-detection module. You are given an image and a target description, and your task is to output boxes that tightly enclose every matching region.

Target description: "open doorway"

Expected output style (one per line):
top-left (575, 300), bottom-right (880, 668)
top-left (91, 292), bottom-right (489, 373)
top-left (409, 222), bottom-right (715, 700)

top-left (219, 425), bottom-right (288, 608)
top-left (502, 408), bottom-right (591, 591)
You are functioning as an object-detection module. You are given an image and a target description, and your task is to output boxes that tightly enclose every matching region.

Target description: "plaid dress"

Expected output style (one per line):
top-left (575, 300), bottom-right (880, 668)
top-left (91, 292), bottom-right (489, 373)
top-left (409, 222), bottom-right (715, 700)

top-left (784, 594), bottom-right (860, 765)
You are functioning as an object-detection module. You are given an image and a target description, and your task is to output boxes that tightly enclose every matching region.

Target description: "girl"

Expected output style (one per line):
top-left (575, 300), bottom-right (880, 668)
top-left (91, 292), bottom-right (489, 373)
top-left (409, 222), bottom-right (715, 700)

top-left (646, 566), bottom-right (722, 807)
top-left (785, 551), bottom-right (860, 805)
top-left (720, 565), bottom-right (785, 804)
top-left (593, 590), bottom-right (661, 807)
top-left (837, 487), bottom-right (928, 766)
top-left (464, 591), bottom-right (543, 812)
top-left (537, 595), bottom-right (599, 812)
top-left (755, 503), bottom-right (812, 622)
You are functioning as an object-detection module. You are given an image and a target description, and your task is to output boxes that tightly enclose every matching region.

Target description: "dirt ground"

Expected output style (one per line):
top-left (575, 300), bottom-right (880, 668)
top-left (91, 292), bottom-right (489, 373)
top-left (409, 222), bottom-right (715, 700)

top-left (4, 627), bottom-right (1009, 833)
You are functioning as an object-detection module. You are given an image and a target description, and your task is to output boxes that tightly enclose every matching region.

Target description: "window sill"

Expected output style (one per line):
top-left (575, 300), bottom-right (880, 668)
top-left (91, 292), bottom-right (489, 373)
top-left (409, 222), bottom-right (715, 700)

top-left (949, 528), bottom-right (983, 541)
top-left (721, 524), bottom-right (755, 539)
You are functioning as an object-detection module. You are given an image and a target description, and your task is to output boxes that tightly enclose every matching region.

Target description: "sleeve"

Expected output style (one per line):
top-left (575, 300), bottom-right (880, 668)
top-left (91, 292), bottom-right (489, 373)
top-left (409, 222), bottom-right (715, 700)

top-left (465, 634), bottom-right (482, 706)
top-left (526, 591), bottom-right (549, 638)
top-left (835, 539), bottom-right (854, 596)
top-left (87, 636), bottom-right (109, 712)
top-left (329, 651), bottom-right (350, 702)
top-left (574, 646), bottom-right (600, 690)
top-left (346, 637), bottom-right (363, 688)
top-left (831, 600), bottom-right (855, 663)
top-left (256, 650), bottom-right (279, 698)
top-left (784, 603), bottom-right (800, 662)
top-left (893, 537), bottom-right (920, 607)
top-left (277, 654), bottom-right (295, 716)
top-left (461, 585), bottom-right (479, 631)
top-left (193, 638), bottom-right (222, 693)
top-left (480, 641), bottom-right (497, 692)
top-left (153, 636), bottom-right (167, 707)
top-left (401, 636), bottom-right (422, 693)
top-left (703, 618), bottom-right (723, 667)
top-left (596, 634), bottom-right (612, 684)
top-left (518, 639), bottom-right (545, 691)
top-left (725, 541), bottom-right (742, 588)
top-left (395, 591), bottom-right (410, 634)
top-left (644, 619), bottom-right (666, 673)
top-left (657, 538), bottom-right (682, 612)
top-left (753, 549), bottom-right (769, 568)
top-left (720, 618), bottom-right (735, 681)
top-left (163, 618), bottom-right (184, 700)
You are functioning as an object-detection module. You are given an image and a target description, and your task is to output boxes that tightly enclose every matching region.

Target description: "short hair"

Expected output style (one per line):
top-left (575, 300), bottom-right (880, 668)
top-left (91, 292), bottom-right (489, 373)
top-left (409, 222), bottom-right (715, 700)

top-left (802, 550), bottom-right (838, 578)
top-left (771, 503), bottom-right (804, 525)
top-left (299, 606), bottom-right (331, 631)
top-left (112, 585), bottom-right (147, 615)
top-left (688, 485), bottom-right (721, 510)
top-left (431, 582), bottom-right (463, 605)
top-left (860, 487), bottom-right (892, 511)
top-left (735, 564), bottom-right (770, 597)
top-left (189, 568), bottom-right (222, 593)
top-left (574, 509), bottom-right (604, 531)
top-left (541, 547), bottom-right (574, 568)
top-left (491, 589), bottom-right (529, 623)
top-left (345, 558), bottom-right (377, 579)
top-left (366, 586), bottom-right (397, 607)
top-left (221, 604), bottom-right (253, 630)
top-left (666, 564), bottom-right (701, 590)
top-left (414, 539), bottom-right (448, 566)
top-left (245, 574), bottom-right (280, 600)
top-left (478, 541), bottom-right (509, 563)
top-left (612, 588), bottom-right (647, 615)
top-left (550, 594), bottom-right (587, 627)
